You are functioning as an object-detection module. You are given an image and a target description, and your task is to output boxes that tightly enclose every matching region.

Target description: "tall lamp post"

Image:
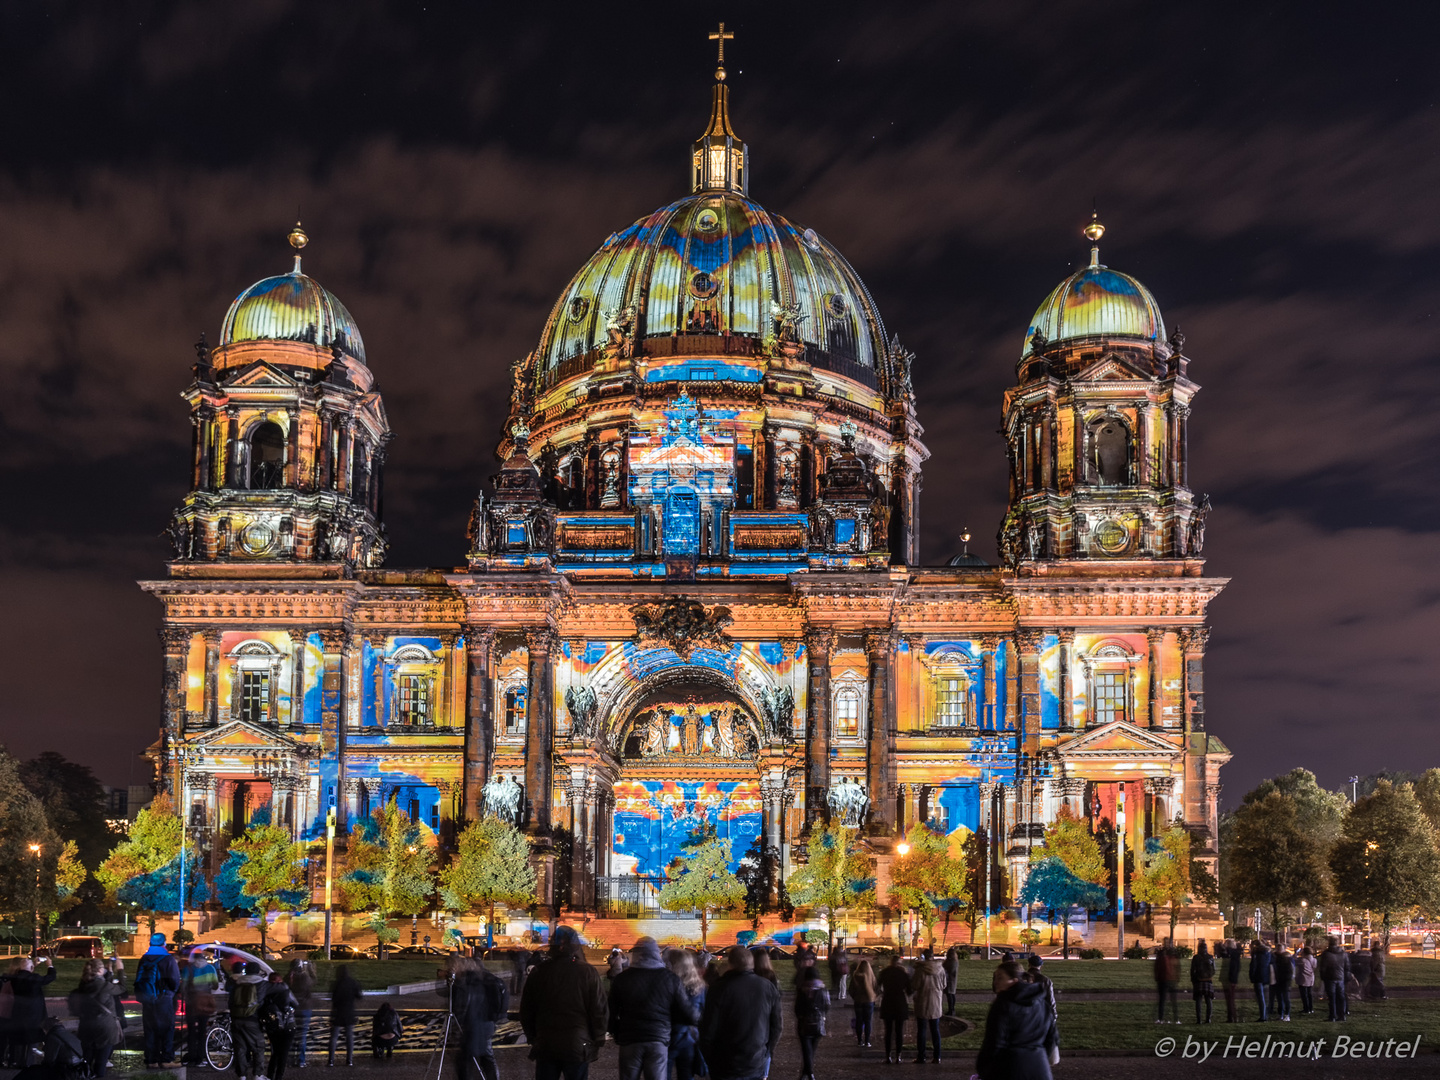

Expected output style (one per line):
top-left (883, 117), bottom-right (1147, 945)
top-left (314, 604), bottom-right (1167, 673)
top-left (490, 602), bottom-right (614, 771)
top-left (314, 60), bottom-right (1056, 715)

top-left (1116, 789), bottom-right (1127, 960)
top-left (176, 746), bottom-right (190, 934)
top-left (323, 807), bottom-right (336, 960)
top-left (29, 843), bottom-right (42, 956)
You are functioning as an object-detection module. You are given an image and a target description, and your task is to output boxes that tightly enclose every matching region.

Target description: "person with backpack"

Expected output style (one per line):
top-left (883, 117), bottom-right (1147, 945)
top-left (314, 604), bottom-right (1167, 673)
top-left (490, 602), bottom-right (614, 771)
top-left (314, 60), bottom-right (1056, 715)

top-left (226, 960), bottom-right (268, 1080)
top-left (451, 956), bottom-right (508, 1080)
top-left (371, 1002), bottom-right (404, 1060)
top-left (183, 949), bottom-right (220, 1067)
top-left (1189, 940), bottom-right (1216, 1024)
top-left (327, 965), bottom-right (364, 1066)
top-left (259, 969), bottom-right (300, 1080)
top-left (794, 963), bottom-right (830, 1080)
top-left (134, 933), bottom-right (182, 1068)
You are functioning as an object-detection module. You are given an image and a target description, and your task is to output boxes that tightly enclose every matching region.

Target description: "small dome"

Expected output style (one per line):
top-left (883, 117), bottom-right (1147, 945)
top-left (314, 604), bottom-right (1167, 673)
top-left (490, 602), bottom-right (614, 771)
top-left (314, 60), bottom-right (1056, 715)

top-left (1022, 264), bottom-right (1165, 359)
top-left (220, 271), bottom-right (366, 363)
top-left (947, 551), bottom-right (989, 568)
top-left (536, 191), bottom-right (889, 379)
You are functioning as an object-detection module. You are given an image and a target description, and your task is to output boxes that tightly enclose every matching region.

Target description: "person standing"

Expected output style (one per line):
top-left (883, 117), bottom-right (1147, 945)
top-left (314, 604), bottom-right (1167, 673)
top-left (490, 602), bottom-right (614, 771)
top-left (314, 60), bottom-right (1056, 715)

top-left (1025, 955), bottom-right (1058, 1063)
top-left (698, 946), bottom-right (782, 1080)
top-left (607, 937), bottom-right (696, 1080)
top-left (1189, 941), bottom-right (1215, 1024)
top-left (452, 954), bottom-right (509, 1080)
top-left (975, 961), bottom-right (1055, 1080)
top-left (184, 949), bottom-right (219, 1067)
top-left (1272, 945), bottom-right (1294, 1021)
top-left (1318, 937), bottom-right (1347, 1022)
top-left (794, 963), bottom-right (830, 1080)
top-left (942, 948), bottom-right (960, 1017)
top-left (1294, 946), bottom-right (1317, 1015)
top-left (1366, 945), bottom-right (1387, 1001)
top-left (908, 948), bottom-right (945, 1063)
top-left (828, 945), bottom-right (850, 1002)
top-left (226, 960), bottom-right (268, 1080)
top-left (327, 964), bottom-right (363, 1066)
top-left (665, 951), bottom-right (705, 1080)
top-left (519, 926), bottom-right (608, 1080)
top-left (287, 958), bottom-right (316, 1067)
top-left (259, 969), bottom-right (300, 1080)
top-left (1247, 940), bottom-right (1271, 1023)
top-left (1154, 940), bottom-right (1180, 1024)
top-left (849, 959), bottom-right (877, 1049)
top-left (877, 952), bottom-right (911, 1065)
top-left (1222, 939), bottom-right (1242, 1023)
top-left (73, 958), bottom-right (125, 1078)
top-left (133, 933), bottom-right (181, 1067)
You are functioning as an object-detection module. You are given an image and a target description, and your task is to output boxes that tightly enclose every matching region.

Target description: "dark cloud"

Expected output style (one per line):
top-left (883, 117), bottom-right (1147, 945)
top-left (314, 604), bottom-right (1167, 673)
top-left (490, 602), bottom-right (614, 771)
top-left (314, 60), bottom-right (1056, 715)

top-left (2, 1), bottom-right (1437, 799)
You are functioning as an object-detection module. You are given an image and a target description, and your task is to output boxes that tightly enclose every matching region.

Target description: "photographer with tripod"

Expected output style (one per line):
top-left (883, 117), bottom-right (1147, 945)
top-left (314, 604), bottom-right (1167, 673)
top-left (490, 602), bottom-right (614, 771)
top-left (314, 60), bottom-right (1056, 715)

top-left (446, 956), bottom-right (509, 1080)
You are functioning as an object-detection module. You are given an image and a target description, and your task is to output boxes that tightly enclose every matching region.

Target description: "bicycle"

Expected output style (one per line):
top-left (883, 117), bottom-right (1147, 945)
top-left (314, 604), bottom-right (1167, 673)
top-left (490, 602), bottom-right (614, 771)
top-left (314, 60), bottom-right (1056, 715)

top-left (206, 1012), bottom-right (234, 1071)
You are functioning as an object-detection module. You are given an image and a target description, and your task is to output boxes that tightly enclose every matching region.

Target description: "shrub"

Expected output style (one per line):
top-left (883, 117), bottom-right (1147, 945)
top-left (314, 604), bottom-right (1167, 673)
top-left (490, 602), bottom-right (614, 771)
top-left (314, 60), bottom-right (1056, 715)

top-left (954, 946), bottom-right (971, 960)
top-left (736, 930), bottom-right (757, 947)
top-left (1123, 942), bottom-right (1150, 960)
top-left (1231, 926), bottom-right (1257, 943)
top-left (172, 928), bottom-right (195, 946)
top-left (1078, 948), bottom-right (1105, 960)
top-left (804, 929), bottom-right (827, 944)
top-left (1018, 929), bottom-right (1042, 949)
top-left (1174, 944), bottom-right (1194, 958)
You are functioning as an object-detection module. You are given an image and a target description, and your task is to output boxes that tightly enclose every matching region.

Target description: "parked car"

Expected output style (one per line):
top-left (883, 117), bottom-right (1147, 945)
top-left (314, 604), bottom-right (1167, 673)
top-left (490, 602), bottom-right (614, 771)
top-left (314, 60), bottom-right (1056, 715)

top-left (277, 943), bottom-right (323, 957)
top-left (325, 944), bottom-right (366, 960)
top-left (45, 936), bottom-right (105, 959)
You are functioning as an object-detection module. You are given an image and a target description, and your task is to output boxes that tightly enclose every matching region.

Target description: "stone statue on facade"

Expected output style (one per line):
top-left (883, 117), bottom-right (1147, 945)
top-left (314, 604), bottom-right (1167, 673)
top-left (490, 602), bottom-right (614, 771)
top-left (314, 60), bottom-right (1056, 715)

top-left (888, 333), bottom-right (915, 399)
top-left (713, 704), bottom-right (738, 758)
top-left (637, 709), bottom-right (667, 757)
top-left (827, 777), bottom-right (870, 828)
top-left (481, 773), bottom-right (524, 825)
top-left (603, 304), bottom-right (638, 360)
top-left (1186, 494), bottom-right (1211, 556)
top-left (564, 683), bottom-right (598, 739)
top-left (1024, 511), bottom-right (1046, 561)
top-left (773, 299), bottom-right (807, 357)
top-left (758, 685), bottom-right (795, 741)
top-left (631, 596), bottom-right (734, 659)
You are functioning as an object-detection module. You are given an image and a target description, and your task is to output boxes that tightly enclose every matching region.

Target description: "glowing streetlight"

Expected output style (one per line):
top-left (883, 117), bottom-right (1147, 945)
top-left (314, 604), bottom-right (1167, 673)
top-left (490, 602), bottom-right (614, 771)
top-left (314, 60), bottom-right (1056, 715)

top-left (896, 842), bottom-right (910, 856)
top-left (29, 843), bottom-right (42, 956)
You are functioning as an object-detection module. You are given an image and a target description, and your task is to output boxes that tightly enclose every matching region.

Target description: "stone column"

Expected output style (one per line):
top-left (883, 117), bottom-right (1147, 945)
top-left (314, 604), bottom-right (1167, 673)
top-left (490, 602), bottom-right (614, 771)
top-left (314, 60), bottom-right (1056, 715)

top-left (1178, 627), bottom-right (1209, 733)
top-left (804, 630), bottom-right (834, 831)
top-left (1017, 631), bottom-right (1044, 752)
top-left (1040, 405), bottom-right (1056, 490)
top-left (463, 630), bottom-right (496, 821)
top-left (160, 628), bottom-right (191, 737)
top-left (289, 630), bottom-right (308, 727)
top-left (317, 411), bottom-right (333, 490)
top-left (980, 636), bottom-right (999, 729)
top-left (1004, 636), bottom-right (1019, 732)
top-left (567, 776), bottom-right (589, 909)
top-left (863, 631), bottom-right (895, 833)
top-left (1176, 403), bottom-right (1191, 488)
top-left (761, 777), bottom-right (785, 854)
top-left (225, 406), bottom-right (241, 488)
top-left (1056, 629), bottom-right (1074, 730)
top-left (337, 630), bottom-right (363, 830)
top-left (203, 629), bottom-right (222, 728)
top-left (1147, 628), bottom-right (1165, 728)
top-left (286, 406), bottom-right (301, 488)
top-left (1145, 776), bottom-right (1176, 829)
top-left (525, 630), bottom-right (556, 833)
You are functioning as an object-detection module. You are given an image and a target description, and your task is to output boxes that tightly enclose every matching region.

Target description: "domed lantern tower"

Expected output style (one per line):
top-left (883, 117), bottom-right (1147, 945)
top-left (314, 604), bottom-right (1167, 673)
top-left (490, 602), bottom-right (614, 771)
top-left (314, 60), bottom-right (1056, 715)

top-left (999, 214), bottom-right (1207, 568)
top-left (167, 225), bottom-right (390, 570)
top-left (471, 43), bottom-right (927, 578)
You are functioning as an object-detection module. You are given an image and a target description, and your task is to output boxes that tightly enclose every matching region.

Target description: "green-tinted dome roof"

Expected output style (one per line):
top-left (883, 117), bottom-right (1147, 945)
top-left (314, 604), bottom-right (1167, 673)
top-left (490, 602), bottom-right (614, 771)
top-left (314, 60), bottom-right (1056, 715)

top-left (537, 191), bottom-right (888, 375)
top-left (220, 271), bottom-right (366, 363)
top-left (1022, 263), bottom-right (1165, 359)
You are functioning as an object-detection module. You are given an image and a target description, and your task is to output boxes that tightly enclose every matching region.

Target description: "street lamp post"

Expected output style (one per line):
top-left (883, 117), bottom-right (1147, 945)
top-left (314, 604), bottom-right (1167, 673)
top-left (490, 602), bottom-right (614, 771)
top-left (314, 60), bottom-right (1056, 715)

top-left (1116, 789), bottom-right (1127, 960)
top-left (28, 843), bottom-right (42, 956)
top-left (324, 807), bottom-right (336, 960)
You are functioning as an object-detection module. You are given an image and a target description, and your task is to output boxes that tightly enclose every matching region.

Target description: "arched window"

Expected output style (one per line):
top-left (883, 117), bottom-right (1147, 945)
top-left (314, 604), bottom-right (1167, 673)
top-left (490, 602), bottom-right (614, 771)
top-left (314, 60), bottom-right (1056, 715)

top-left (248, 421), bottom-right (286, 490)
top-left (1092, 417), bottom-right (1130, 486)
top-left (834, 687), bottom-right (862, 738)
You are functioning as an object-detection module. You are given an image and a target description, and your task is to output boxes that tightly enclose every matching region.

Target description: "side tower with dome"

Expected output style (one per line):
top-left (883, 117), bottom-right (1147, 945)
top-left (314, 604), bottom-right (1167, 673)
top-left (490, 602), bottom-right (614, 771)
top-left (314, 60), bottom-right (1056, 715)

top-left (140, 31), bottom-right (1229, 942)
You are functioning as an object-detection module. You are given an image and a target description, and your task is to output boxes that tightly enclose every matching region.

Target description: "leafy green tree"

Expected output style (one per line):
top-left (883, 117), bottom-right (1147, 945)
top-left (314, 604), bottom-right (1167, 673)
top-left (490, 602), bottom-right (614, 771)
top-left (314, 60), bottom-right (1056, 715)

top-left (1042, 804), bottom-right (1110, 885)
top-left (891, 823), bottom-right (968, 948)
top-left (440, 815), bottom-right (538, 939)
top-left (0, 748), bottom-right (62, 942)
top-left (786, 824), bottom-right (875, 947)
top-left (1412, 769), bottom-right (1440, 833)
top-left (97, 793), bottom-right (189, 924)
top-left (1131, 825), bottom-right (1196, 942)
top-left (1019, 858), bottom-right (1105, 957)
top-left (1330, 780), bottom-right (1440, 942)
top-left (736, 835), bottom-right (791, 927)
top-left (1226, 791), bottom-right (1329, 936)
top-left (23, 753), bottom-right (112, 868)
top-left (55, 841), bottom-right (87, 911)
top-left (658, 827), bottom-right (746, 949)
top-left (230, 817), bottom-right (309, 954)
top-left (342, 798), bottom-right (436, 957)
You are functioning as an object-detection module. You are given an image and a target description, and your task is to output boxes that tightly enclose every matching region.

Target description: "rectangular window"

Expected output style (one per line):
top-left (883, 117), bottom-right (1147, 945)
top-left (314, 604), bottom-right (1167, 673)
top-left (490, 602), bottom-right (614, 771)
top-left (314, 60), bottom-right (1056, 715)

top-left (930, 801), bottom-right (950, 833)
top-left (504, 688), bottom-right (527, 735)
top-left (240, 669), bottom-right (270, 723)
top-left (835, 690), bottom-right (861, 738)
top-left (409, 797), bottom-right (421, 824)
top-left (935, 677), bottom-right (966, 727)
top-left (1094, 672), bottom-right (1128, 725)
top-left (397, 674), bottom-right (431, 725)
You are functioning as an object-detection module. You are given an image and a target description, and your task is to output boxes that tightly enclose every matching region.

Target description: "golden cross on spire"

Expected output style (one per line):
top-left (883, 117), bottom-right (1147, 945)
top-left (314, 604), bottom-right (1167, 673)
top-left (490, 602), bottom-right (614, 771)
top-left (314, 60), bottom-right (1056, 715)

top-left (708, 22), bottom-right (734, 64)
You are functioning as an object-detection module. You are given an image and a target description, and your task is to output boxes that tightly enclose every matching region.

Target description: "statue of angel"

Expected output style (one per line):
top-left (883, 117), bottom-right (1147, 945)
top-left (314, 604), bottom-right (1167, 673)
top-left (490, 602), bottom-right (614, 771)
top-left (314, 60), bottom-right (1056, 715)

top-left (564, 683), bottom-right (598, 738)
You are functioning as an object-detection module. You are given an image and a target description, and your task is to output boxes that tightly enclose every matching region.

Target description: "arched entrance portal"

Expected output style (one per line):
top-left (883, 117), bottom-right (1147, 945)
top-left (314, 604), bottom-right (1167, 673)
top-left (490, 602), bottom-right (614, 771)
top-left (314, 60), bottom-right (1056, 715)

top-left (602, 683), bottom-right (765, 917)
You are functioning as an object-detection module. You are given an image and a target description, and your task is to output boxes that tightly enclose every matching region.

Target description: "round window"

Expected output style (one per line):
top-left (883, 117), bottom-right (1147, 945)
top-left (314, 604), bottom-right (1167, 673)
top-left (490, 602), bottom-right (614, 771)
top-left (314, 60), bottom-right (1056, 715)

top-left (689, 272), bottom-right (720, 299)
top-left (568, 296), bottom-right (590, 322)
top-left (696, 208), bottom-right (720, 232)
top-left (826, 292), bottom-right (849, 317)
top-left (802, 227), bottom-right (822, 250)
top-left (1092, 519), bottom-right (1131, 555)
top-left (240, 521), bottom-right (276, 556)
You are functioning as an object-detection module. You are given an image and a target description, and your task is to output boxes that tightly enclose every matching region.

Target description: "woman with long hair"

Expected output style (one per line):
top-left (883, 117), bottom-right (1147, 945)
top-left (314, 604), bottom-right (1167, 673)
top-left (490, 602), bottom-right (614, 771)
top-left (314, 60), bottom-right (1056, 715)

top-left (74, 957), bottom-right (124, 1077)
top-left (667, 950), bottom-right (706, 1080)
top-left (850, 958), bottom-right (877, 1048)
top-left (752, 948), bottom-right (779, 986)
top-left (794, 962), bottom-right (831, 1080)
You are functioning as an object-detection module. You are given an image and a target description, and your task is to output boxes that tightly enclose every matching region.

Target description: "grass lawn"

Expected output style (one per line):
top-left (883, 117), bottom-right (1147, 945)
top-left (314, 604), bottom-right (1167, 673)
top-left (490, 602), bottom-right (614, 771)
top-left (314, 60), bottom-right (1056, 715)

top-left (939, 956), bottom-right (1440, 992)
top-left (941, 998), bottom-right (1440, 1053)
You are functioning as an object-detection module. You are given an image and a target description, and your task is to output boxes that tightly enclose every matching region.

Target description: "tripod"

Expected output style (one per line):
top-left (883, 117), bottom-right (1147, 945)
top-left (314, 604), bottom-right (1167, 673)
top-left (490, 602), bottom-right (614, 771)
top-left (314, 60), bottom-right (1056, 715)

top-left (423, 975), bottom-right (493, 1080)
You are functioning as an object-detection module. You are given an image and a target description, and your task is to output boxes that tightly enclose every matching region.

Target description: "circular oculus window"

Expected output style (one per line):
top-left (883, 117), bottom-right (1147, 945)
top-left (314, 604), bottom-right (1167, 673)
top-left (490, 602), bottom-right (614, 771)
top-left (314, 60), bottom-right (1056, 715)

top-left (689, 271), bottom-right (720, 299)
top-left (567, 296), bottom-right (590, 322)
top-left (826, 292), bottom-right (849, 317)
top-left (1092, 518), bottom-right (1132, 555)
top-left (696, 208), bottom-right (720, 232)
top-left (240, 521), bottom-right (275, 556)
top-left (802, 227), bottom-right (822, 250)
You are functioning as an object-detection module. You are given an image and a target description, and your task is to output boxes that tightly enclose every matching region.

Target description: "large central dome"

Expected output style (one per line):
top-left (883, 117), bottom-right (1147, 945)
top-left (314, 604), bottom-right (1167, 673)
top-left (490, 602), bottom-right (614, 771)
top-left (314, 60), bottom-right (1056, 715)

top-left (535, 191), bottom-right (889, 381)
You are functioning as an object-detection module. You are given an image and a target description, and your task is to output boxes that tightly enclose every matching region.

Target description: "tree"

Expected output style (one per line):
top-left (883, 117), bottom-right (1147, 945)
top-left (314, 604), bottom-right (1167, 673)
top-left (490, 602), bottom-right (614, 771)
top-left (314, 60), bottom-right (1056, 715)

top-left (440, 815), bottom-right (538, 942)
top-left (55, 841), bottom-right (87, 912)
top-left (1019, 859), bottom-right (1105, 957)
top-left (657, 827), bottom-right (746, 949)
top-left (1041, 805), bottom-right (1109, 885)
top-left (737, 836), bottom-right (791, 928)
top-left (1330, 780), bottom-right (1440, 942)
top-left (1248, 769), bottom-right (1348, 853)
top-left (97, 795), bottom-right (183, 902)
top-left (341, 798), bottom-right (436, 957)
top-left (22, 753), bottom-right (112, 868)
top-left (891, 823), bottom-right (968, 948)
top-left (229, 816), bottom-right (310, 954)
top-left (1226, 791), bottom-right (1329, 937)
top-left (1412, 769), bottom-right (1440, 833)
top-left (0, 748), bottom-right (62, 942)
top-left (1131, 826), bottom-right (1195, 942)
top-left (786, 824), bottom-right (875, 946)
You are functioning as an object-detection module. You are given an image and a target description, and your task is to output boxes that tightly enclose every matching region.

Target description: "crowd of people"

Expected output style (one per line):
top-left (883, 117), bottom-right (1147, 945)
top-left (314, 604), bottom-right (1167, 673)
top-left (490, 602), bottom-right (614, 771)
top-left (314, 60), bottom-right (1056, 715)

top-left (1151, 936), bottom-right (1389, 1026)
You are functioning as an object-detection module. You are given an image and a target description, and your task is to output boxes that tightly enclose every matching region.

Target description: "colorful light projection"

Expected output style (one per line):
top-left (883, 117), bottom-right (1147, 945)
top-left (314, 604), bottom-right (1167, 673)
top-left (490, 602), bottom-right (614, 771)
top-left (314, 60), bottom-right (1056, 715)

top-left (611, 778), bottom-right (762, 876)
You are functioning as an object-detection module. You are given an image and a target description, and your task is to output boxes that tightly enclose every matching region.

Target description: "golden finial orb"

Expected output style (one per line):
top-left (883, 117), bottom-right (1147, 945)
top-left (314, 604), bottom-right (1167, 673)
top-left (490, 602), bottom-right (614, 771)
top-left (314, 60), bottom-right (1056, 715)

top-left (1083, 211), bottom-right (1105, 243)
top-left (288, 221), bottom-right (309, 251)
top-left (715, 65), bottom-right (726, 81)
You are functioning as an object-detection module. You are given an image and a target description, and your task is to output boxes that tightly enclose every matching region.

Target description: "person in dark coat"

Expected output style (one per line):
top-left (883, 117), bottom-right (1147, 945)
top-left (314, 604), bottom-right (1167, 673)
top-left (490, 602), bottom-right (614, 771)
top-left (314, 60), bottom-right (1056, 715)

top-left (665, 951), bottom-right (705, 1080)
top-left (1025, 956), bottom-right (1058, 1059)
top-left (698, 946), bottom-right (782, 1080)
top-left (1189, 941), bottom-right (1215, 1024)
top-left (183, 949), bottom-right (219, 1067)
top-left (1271, 946), bottom-right (1294, 1021)
top-left (133, 933), bottom-right (182, 1067)
top-left (452, 955), bottom-right (509, 1080)
top-left (1365, 945), bottom-right (1387, 1001)
top-left (6, 955), bottom-right (57, 1065)
top-left (828, 946), bottom-right (850, 1002)
top-left (607, 937), bottom-right (697, 1080)
top-left (73, 958), bottom-right (125, 1078)
top-left (794, 964), bottom-right (830, 1080)
top-left (942, 948), bottom-right (961, 1016)
top-left (226, 960), bottom-right (269, 1080)
top-left (1247, 940), bottom-right (1271, 1022)
top-left (1153, 941), bottom-right (1179, 1024)
top-left (877, 952), bottom-right (911, 1064)
top-left (1222, 939), bottom-right (1242, 1022)
top-left (287, 959), bottom-right (316, 1067)
top-left (976, 961), bottom-right (1055, 1080)
top-left (327, 965), bottom-right (364, 1066)
top-left (371, 1002), bottom-right (403, 1059)
top-left (259, 970), bottom-right (299, 1080)
top-left (1318, 937), bottom-right (1349, 1021)
top-left (519, 926), bottom-right (607, 1080)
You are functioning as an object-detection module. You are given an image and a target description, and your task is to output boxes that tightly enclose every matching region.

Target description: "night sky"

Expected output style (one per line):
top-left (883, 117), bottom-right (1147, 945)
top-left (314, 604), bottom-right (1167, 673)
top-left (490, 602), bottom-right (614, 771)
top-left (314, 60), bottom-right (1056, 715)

top-left (2, 2), bottom-right (1435, 801)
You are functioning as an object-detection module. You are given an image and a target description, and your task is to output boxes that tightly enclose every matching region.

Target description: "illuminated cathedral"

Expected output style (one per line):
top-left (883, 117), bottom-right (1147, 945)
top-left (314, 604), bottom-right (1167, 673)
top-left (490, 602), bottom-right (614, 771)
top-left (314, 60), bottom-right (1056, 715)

top-left (142, 38), bottom-right (1229, 925)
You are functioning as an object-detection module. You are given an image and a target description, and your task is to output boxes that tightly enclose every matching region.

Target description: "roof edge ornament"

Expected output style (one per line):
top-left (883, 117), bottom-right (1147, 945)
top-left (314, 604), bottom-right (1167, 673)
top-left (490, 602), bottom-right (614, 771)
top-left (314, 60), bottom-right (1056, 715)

top-left (287, 220), bottom-right (309, 275)
top-left (692, 23), bottom-right (748, 195)
top-left (1083, 209), bottom-right (1105, 269)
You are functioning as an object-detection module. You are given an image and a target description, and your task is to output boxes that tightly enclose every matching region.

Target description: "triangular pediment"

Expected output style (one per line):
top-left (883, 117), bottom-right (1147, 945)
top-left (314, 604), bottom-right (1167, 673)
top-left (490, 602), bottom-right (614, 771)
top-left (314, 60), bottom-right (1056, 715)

top-left (225, 362), bottom-right (300, 389)
top-left (184, 718), bottom-right (301, 752)
top-left (1055, 719), bottom-right (1181, 758)
top-left (1073, 354), bottom-right (1151, 383)
top-left (635, 439), bottom-right (731, 470)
